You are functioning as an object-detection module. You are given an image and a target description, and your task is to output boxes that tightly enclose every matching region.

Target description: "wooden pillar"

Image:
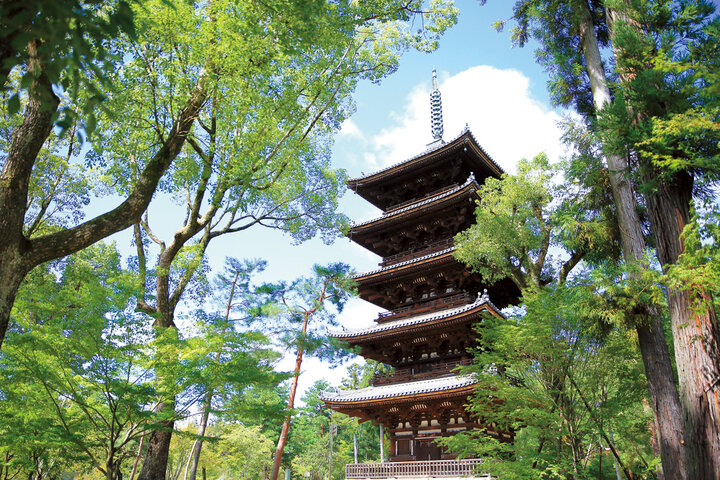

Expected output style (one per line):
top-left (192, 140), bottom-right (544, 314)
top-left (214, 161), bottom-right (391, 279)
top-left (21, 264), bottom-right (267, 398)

top-left (379, 424), bottom-right (385, 463)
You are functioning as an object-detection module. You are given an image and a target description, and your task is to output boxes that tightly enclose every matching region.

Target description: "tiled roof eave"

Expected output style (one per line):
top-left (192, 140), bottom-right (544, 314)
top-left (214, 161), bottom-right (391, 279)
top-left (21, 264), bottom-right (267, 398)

top-left (329, 297), bottom-right (503, 339)
top-left (349, 177), bottom-right (479, 231)
top-left (319, 375), bottom-right (477, 404)
top-left (348, 128), bottom-right (503, 185)
top-left (351, 247), bottom-right (455, 280)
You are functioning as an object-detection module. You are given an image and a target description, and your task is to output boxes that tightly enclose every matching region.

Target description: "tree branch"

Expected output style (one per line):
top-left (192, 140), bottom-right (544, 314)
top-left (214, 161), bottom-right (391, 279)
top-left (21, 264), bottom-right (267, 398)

top-left (26, 79), bottom-right (208, 267)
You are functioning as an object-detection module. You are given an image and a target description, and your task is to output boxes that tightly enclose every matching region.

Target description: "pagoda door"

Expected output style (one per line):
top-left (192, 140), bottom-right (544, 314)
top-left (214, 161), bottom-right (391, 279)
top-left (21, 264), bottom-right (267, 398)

top-left (415, 440), bottom-right (442, 460)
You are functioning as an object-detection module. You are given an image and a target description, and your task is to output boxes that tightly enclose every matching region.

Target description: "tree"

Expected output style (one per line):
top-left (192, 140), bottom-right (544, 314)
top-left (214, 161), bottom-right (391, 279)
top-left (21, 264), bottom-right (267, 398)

top-left (0, 0), bottom-right (459, 353)
top-left (0, 0), bottom-right (206, 349)
top-left (34, 0), bottom-right (458, 477)
top-left (183, 259), bottom-right (286, 480)
top-left (451, 154), bottom-right (654, 477)
top-left (455, 153), bottom-right (608, 290)
top-left (261, 264), bottom-right (355, 480)
top-left (0, 244), bottom-right (163, 480)
top-left (202, 424), bottom-right (275, 480)
top-left (483, 1), bottom-right (719, 476)
top-left (599, 3), bottom-right (720, 476)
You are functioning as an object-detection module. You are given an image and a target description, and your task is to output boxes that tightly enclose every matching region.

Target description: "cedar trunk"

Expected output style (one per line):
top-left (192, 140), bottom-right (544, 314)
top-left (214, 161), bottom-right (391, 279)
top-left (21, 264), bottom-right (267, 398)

top-left (576, 3), bottom-right (690, 478)
top-left (603, 3), bottom-right (720, 476)
top-left (644, 170), bottom-right (720, 479)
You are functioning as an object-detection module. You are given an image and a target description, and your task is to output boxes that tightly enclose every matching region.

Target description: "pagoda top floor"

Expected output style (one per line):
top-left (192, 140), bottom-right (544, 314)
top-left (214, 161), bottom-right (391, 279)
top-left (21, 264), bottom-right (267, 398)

top-left (347, 128), bottom-right (503, 211)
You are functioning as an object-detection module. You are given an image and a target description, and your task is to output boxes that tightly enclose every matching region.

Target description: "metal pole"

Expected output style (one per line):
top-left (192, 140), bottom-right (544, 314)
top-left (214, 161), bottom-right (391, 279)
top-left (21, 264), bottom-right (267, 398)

top-left (379, 424), bottom-right (385, 463)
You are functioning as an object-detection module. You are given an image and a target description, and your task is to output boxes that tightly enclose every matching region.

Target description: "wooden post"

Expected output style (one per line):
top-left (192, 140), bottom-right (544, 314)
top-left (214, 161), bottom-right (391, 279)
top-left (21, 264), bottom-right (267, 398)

top-left (353, 432), bottom-right (358, 464)
top-left (379, 424), bottom-right (385, 463)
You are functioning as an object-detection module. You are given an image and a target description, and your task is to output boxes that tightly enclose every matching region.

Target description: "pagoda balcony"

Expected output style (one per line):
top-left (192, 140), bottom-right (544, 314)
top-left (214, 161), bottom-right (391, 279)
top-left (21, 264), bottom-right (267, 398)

top-left (377, 293), bottom-right (473, 323)
top-left (371, 359), bottom-right (472, 386)
top-left (345, 459), bottom-right (489, 479)
top-left (380, 238), bottom-right (455, 268)
top-left (383, 184), bottom-right (459, 215)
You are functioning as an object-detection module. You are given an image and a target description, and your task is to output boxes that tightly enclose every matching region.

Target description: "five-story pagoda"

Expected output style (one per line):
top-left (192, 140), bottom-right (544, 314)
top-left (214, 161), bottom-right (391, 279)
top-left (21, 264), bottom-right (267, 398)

top-left (321, 70), bottom-right (519, 467)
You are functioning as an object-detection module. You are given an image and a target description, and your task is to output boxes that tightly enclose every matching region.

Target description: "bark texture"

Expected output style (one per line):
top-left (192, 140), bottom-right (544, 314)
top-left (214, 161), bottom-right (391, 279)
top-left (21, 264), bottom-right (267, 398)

top-left (136, 402), bottom-right (175, 480)
top-left (270, 311), bottom-right (310, 480)
top-left (644, 171), bottom-right (720, 480)
top-left (576, 3), bottom-right (691, 478)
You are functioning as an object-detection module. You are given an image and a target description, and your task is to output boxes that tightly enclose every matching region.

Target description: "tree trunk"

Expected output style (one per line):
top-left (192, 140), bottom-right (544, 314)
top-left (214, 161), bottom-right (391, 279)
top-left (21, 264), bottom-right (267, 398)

top-left (129, 432), bottom-right (146, 480)
top-left (136, 402), bottom-right (175, 480)
top-left (270, 312), bottom-right (311, 480)
top-left (0, 40), bottom-right (58, 348)
top-left (644, 171), bottom-right (720, 479)
top-left (186, 394), bottom-right (212, 480)
top-left (575, 2), bottom-right (690, 479)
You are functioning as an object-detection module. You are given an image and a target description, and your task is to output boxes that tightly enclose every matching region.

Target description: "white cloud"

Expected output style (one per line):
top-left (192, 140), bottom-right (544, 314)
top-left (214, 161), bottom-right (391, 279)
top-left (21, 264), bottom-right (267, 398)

top-left (339, 118), bottom-right (365, 139)
top-left (370, 66), bottom-right (565, 174)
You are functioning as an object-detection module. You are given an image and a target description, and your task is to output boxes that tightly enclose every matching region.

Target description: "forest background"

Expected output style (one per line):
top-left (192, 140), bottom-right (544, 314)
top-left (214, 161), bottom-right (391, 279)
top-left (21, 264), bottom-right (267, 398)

top-left (0, 0), bottom-right (719, 480)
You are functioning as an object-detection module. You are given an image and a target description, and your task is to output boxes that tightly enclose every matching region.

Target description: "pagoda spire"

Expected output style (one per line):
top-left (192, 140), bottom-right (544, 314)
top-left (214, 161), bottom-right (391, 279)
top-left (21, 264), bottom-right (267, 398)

top-left (428, 68), bottom-right (444, 147)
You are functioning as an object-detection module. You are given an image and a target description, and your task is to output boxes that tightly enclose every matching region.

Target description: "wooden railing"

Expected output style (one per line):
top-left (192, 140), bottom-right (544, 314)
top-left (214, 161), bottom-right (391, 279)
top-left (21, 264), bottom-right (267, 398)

top-left (371, 359), bottom-right (471, 386)
top-left (380, 238), bottom-right (454, 267)
top-left (377, 293), bottom-right (473, 323)
top-left (383, 184), bottom-right (459, 214)
top-left (345, 459), bottom-right (488, 479)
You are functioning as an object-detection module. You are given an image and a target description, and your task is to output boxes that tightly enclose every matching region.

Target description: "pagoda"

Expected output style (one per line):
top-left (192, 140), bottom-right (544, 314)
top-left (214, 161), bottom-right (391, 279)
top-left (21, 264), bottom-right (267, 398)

top-left (321, 70), bottom-right (519, 464)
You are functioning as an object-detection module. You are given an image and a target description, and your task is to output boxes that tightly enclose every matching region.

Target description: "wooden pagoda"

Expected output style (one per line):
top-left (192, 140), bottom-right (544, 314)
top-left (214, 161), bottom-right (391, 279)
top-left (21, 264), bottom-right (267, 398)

top-left (321, 71), bottom-right (519, 465)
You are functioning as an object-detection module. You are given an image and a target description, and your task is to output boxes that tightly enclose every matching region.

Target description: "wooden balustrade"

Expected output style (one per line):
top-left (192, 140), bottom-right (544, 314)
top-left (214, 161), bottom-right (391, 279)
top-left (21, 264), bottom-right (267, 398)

top-left (371, 359), bottom-right (471, 386)
top-left (345, 459), bottom-right (488, 479)
top-left (380, 238), bottom-right (454, 267)
top-left (383, 184), bottom-right (459, 215)
top-left (377, 293), bottom-right (473, 322)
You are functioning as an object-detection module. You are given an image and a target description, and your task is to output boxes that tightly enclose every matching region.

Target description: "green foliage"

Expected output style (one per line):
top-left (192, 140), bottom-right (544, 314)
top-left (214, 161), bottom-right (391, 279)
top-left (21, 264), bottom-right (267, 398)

top-left (455, 154), bottom-right (554, 289)
top-left (596, 1), bottom-right (720, 190)
top-left (451, 150), bottom-right (660, 476)
top-left (202, 424), bottom-right (275, 480)
top-left (440, 292), bottom-right (652, 478)
top-left (496, 0), bottom-right (610, 118)
top-left (665, 204), bottom-right (720, 310)
top-left (2, 244), bottom-right (159, 479)
top-left (455, 152), bottom-right (616, 291)
top-left (0, 0), bottom-right (138, 132)
top-left (284, 375), bottom-right (383, 480)
top-left (256, 263), bottom-right (356, 364)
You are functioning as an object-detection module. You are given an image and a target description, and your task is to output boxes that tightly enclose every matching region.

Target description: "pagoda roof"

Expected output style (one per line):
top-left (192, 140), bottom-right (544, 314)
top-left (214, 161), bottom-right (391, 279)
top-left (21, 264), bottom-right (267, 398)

top-left (348, 127), bottom-right (503, 186)
top-left (319, 374), bottom-right (476, 404)
top-left (329, 293), bottom-right (503, 340)
top-left (350, 174), bottom-right (479, 232)
top-left (352, 247), bottom-right (455, 281)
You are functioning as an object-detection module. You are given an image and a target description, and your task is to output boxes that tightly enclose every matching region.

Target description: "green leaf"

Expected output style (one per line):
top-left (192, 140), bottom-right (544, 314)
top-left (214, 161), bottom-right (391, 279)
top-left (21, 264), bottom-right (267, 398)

top-left (7, 93), bottom-right (20, 115)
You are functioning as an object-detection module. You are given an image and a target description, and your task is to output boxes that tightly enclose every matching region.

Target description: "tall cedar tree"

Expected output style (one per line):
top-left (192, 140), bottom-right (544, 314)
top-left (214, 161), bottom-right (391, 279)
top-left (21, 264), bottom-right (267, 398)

top-left (601, 3), bottom-right (720, 477)
top-left (485, 0), bottom-right (720, 477)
